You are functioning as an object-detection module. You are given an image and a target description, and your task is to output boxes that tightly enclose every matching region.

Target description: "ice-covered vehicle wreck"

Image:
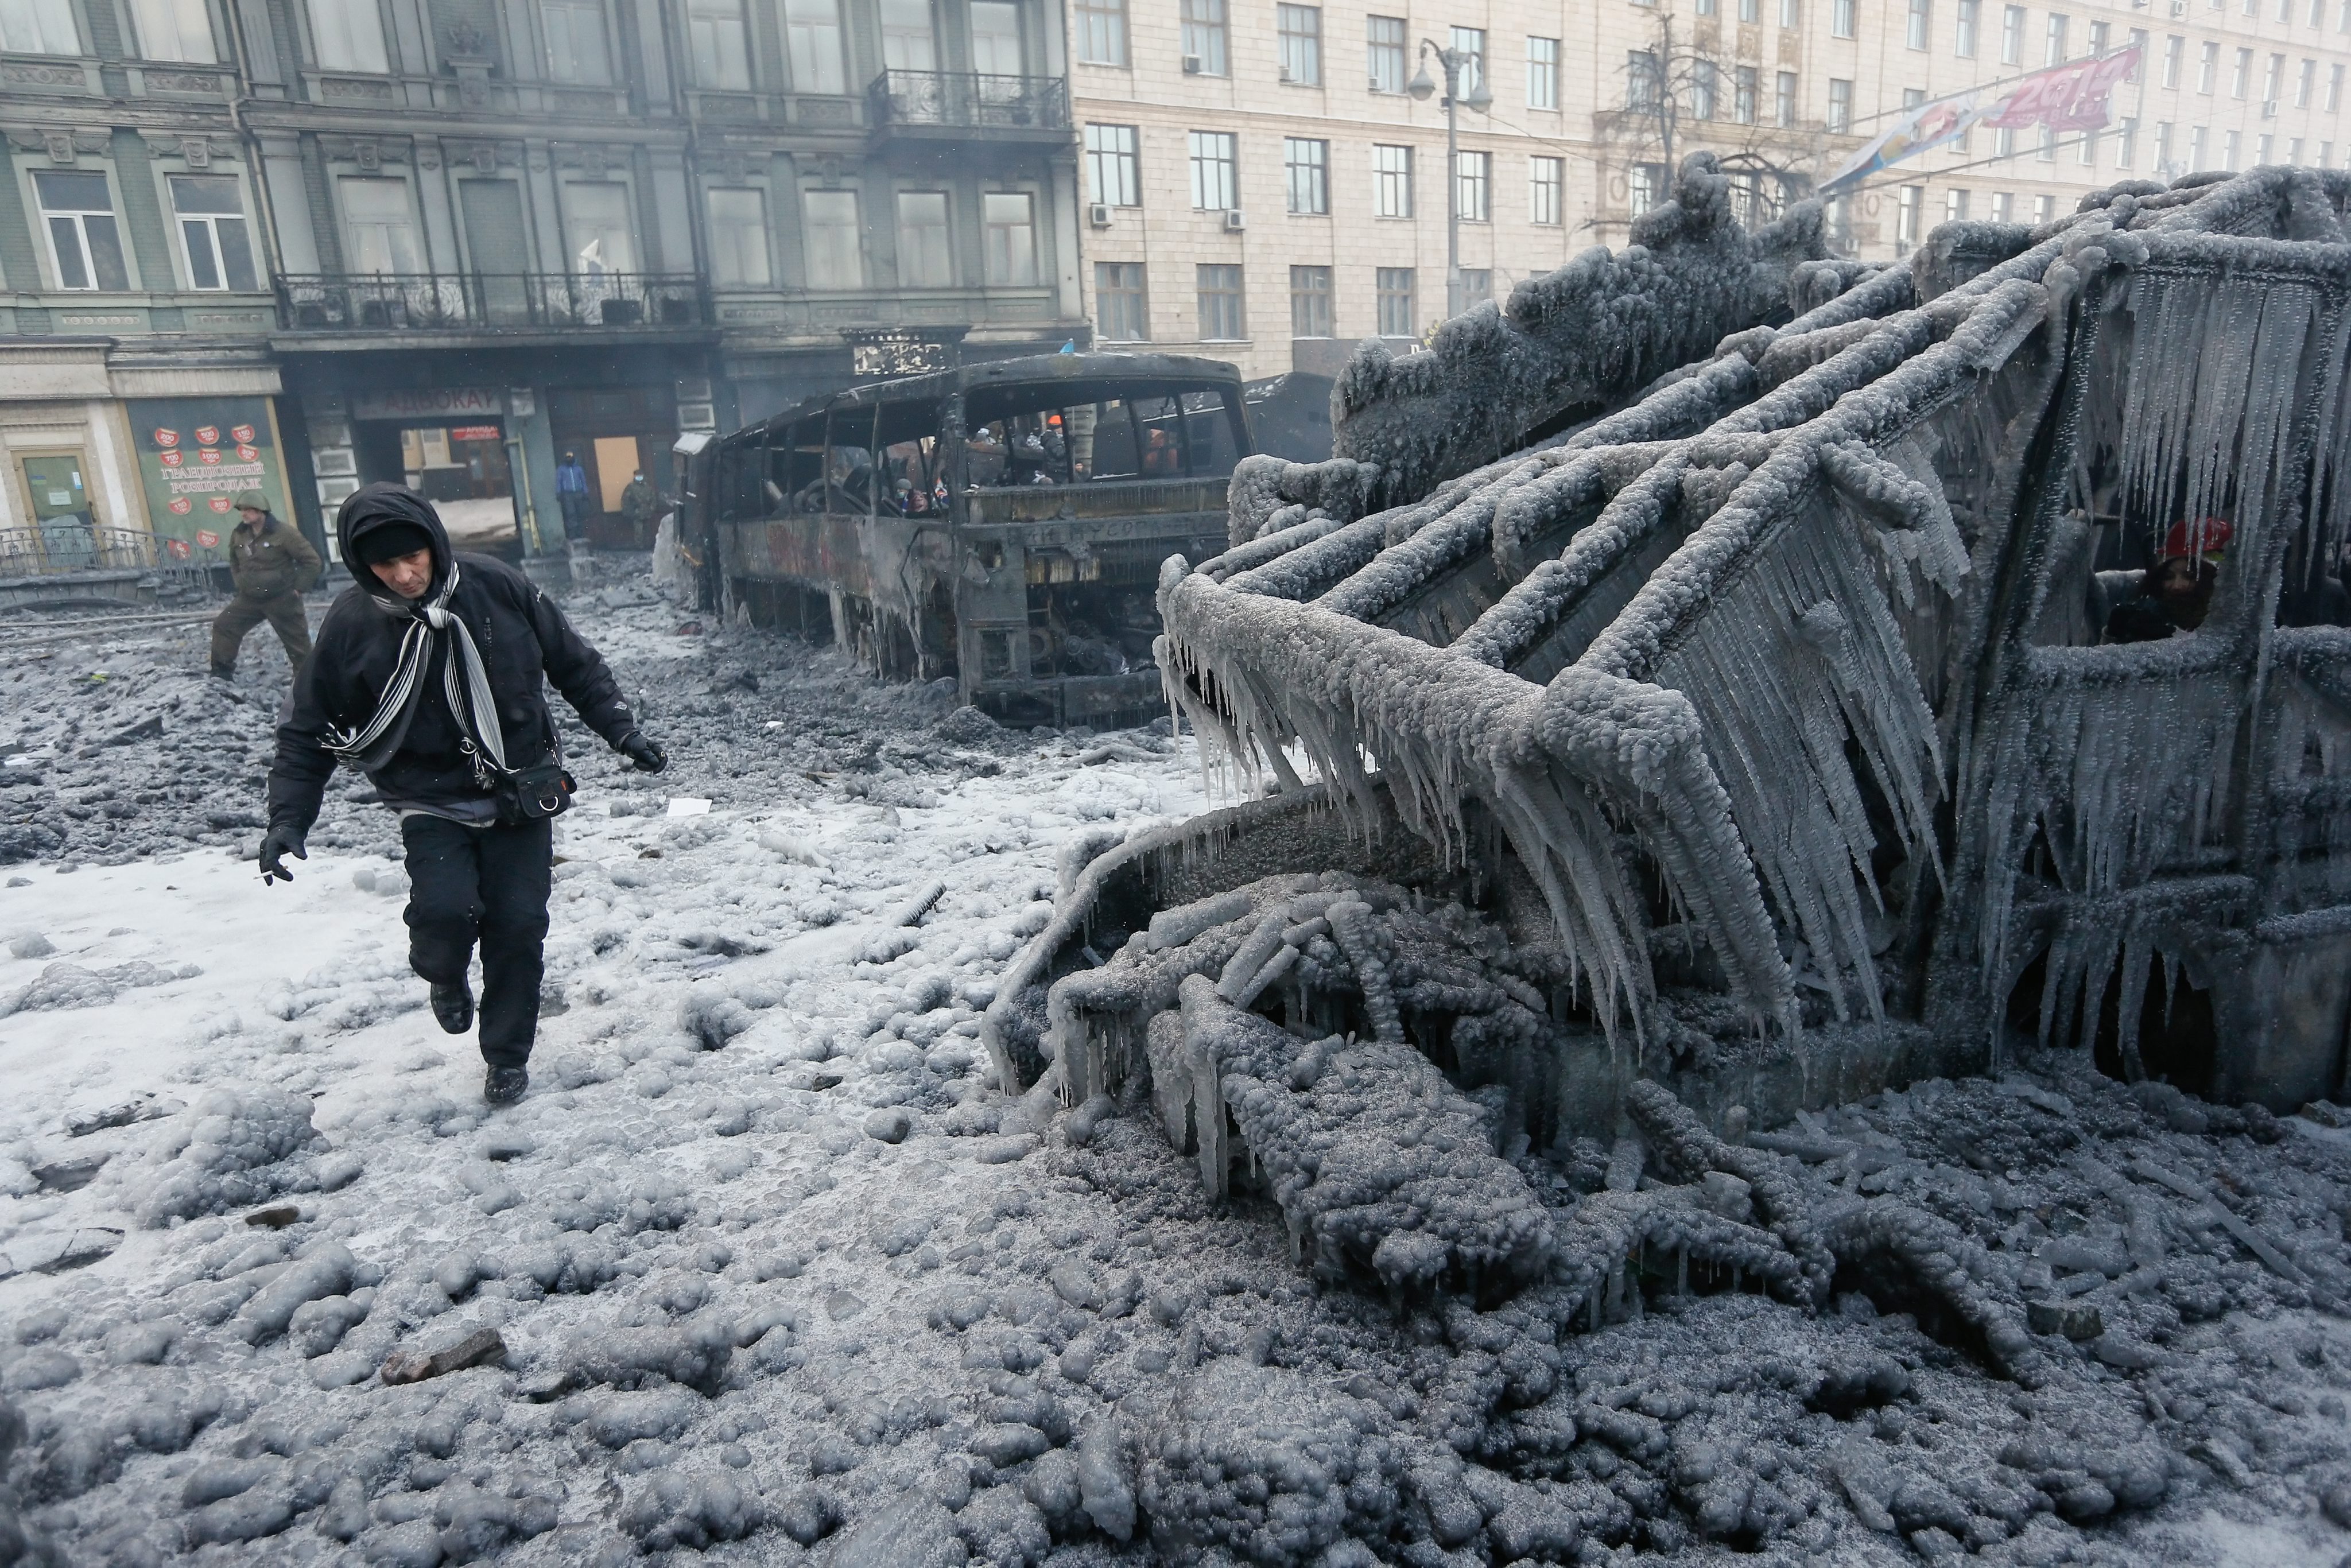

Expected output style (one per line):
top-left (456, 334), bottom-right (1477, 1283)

top-left (986, 160), bottom-right (2351, 1293)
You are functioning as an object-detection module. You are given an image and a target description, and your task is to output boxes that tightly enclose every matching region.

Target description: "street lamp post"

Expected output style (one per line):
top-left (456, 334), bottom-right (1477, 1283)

top-left (1408, 41), bottom-right (1492, 322)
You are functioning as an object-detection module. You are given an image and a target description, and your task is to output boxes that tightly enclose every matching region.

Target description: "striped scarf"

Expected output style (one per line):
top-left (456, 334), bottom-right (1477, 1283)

top-left (324, 561), bottom-right (508, 785)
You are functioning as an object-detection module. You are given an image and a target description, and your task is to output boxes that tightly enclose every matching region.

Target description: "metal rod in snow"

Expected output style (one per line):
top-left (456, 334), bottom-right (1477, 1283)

top-left (891, 877), bottom-right (947, 927)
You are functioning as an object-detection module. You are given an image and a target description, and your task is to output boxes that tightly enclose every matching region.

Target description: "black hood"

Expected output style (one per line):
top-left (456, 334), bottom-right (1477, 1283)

top-left (336, 484), bottom-right (453, 592)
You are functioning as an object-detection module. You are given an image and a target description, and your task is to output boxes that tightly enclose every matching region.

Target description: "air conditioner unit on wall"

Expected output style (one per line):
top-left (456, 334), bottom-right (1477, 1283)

top-left (1088, 202), bottom-right (1113, 227)
top-left (1223, 209), bottom-right (1247, 231)
top-left (1182, 55), bottom-right (1202, 73)
top-left (2261, 100), bottom-right (2278, 117)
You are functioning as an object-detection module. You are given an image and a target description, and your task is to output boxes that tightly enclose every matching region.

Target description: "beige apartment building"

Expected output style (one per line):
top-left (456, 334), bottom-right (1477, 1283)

top-left (1065, 0), bottom-right (2351, 378)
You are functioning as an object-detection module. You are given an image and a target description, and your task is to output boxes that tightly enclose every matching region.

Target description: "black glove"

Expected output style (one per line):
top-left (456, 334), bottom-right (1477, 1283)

top-left (259, 824), bottom-right (307, 885)
top-left (618, 731), bottom-right (668, 774)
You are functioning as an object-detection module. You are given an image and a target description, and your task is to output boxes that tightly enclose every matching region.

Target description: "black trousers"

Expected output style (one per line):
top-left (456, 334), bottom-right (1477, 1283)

top-left (399, 814), bottom-right (553, 1070)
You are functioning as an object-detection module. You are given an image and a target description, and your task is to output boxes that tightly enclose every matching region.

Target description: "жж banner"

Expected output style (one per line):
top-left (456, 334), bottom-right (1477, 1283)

top-left (1821, 46), bottom-right (2141, 196)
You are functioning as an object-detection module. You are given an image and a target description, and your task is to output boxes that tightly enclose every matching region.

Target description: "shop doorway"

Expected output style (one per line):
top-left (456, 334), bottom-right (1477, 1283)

top-left (350, 419), bottom-right (520, 554)
top-left (549, 385), bottom-right (677, 549)
top-left (16, 453), bottom-right (98, 565)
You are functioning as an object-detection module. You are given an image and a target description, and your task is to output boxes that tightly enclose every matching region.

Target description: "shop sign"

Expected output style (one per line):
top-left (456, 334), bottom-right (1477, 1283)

top-left (448, 425), bottom-right (502, 443)
top-left (349, 387), bottom-right (506, 422)
top-left (127, 395), bottom-right (294, 562)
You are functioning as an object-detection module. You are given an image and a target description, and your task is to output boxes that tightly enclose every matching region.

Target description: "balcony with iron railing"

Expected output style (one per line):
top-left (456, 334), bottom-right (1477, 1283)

top-left (273, 272), bottom-right (712, 335)
top-left (866, 70), bottom-right (1072, 146)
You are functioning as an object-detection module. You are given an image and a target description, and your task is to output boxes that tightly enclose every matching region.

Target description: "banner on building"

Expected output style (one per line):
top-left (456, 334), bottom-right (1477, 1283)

top-left (127, 396), bottom-right (295, 562)
top-left (1820, 45), bottom-right (2141, 195)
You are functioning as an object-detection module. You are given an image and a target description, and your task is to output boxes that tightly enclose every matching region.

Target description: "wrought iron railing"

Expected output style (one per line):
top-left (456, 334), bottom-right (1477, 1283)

top-left (0, 525), bottom-right (220, 599)
top-left (866, 69), bottom-right (1070, 132)
top-left (274, 272), bottom-right (711, 332)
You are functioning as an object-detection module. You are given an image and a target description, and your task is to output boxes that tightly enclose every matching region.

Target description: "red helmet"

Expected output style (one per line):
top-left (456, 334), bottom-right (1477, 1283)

top-left (2159, 517), bottom-right (2233, 562)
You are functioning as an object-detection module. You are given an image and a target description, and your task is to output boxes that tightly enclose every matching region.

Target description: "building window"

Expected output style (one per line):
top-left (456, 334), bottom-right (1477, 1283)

top-left (1630, 162), bottom-right (1662, 216)
top-left (1456, 150), bottom-right (1489, 220)
top-left (1991, 191), bottom-right (2012, 222)
top-left (564, 181), bottom-right (636, 273)
top-left (879, 0), bottom-right (936, 72)
top-left (2224, 129), bottom-right (2241, 168)
top-left (689, 0), bottom-right (753, 87)
top-left (2037, 126), bottom-right (2056, 160)
top-left (2117, 117), bottom-right (2138, 167)
top-left (1189, 130), bottom-right (1238, 210)
top-left (1285, 138), bottom-right (1329, 214)
top-left (1946, 188), bottom-right (1970, 223)
top-left (1628, 49), bottom-right (1659, 107)
top-left (1775, 70), bottom-right (1797, 127)
top-left (1085, 124), bottom-right (1140, 207)
top-left (1735, 65), bottom-right (1758, 123)
top-left (2298, 57), bottom-right (2317, 106)
top-left (1907, 0), bottom-right (1930, 48)
top-left (1180, 0), bottom-right (1227, 76)
top-left (1692, 60), bottom-right (1717, 119)
top-left (2263, 51), bottom-right (2283, 102)
top-left (983, 192), bottom-right (1037, 286)
top-left (1828, 77), bottom-right (1853, 132)
top-left (338, 176), bottom-right (421, 274)
top-left (131, 0), bottom-right (215, 61)
top-left (1290, 265), bottom-right (1333, 336)
top-left (896, 191), bottom-right (951, 286)
top-left (2231, 45), bottom-right (2251, 97)
top-left (1096, 262), bottom-right (1148, 340)
top-left (1530, 156), bottom-right (1563, 224)
top-left (1833, 0), bottom-right (1856, 34)
top-left (1739, 0), bottom-right (1758, 19)
top-left (785, 0), bottom-right (845, 93)
top-left (2088, 19), bottom-right (2107, 57)
top-left (1373, 143), bottom-right (1413, 216)
top-left (1074, 0), bottom-right (1126, 66)
top-left (1954, 0), bottom-right (1978, 53)
top-left (704, 188), bottom-right (771, 286)
top-left (2190, 125), bottom-right (2208, 166)
top-left (2000, 4), bottom-right (2024, 64)
top-left (309, 0), bottom-right (388, 72)
top-left (971, 3), bottom-right (1019, 73)
top-left (0, 0), bottom-right (78, 53)
top-left (2080, 124), bottom-right (2097, 164)
top-left (34, 170), bottom-right (127, 292)
top-left (2034, 194), bottom-right (2053, 224)
top-left (2043, 13), bottom-right (2067, 64)
top-left (2332, 62), bottom-right (2346, 110)
top-left (2197, 41), bottom-right (2217, 93)
top-left (1375, 266), bottom-right (1415, 336)
top-left (1781, 0), bottom-right (1800, 24)
top-left (1450, 26), bottom-right (1486, 96)
top-left (1458, 268), bottom-right (1491, 305)
top-left (1528, 36), bottom-right (1558, 108)
top-left (1277, 5), bottom-right (1321, 84)
top-left (541, 0), bottom-right (611, 83)
top-left (2163, 34), bottom-right (2183, 87)
top-left (1895, 184), bottom-right (1922, 250)
top-left (2257, 133), bottom-right (2274, 163)
top-left (1993, 125), bottom-right (2013, 158)
top-left (802, 188), bottom-right (861, 288)
top-left (1197, 263), bottom-right (1245, 340)
top-left (1368, 14), bottom-right (1407, 92)
top-left (2155, 121), bottom-right (2173, 169)
top-left (170, 175), bottom-right (256, 291)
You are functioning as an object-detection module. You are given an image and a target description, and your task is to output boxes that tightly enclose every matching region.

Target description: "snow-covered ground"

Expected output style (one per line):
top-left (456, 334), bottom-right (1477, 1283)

top-left (1, 576), bottom-right (2349, 1566)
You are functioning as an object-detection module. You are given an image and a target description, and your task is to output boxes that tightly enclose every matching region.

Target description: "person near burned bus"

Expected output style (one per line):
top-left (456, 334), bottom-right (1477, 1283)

top-left (2105, 518), bottom-right (2232, 644)
top-left (209, 488), bottom-right (321, 680)
top-left (258, 484), bottom-right (667, 1107)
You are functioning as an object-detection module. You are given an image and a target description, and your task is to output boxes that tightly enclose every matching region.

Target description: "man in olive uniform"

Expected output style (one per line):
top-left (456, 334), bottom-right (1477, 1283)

top-left (209, 488), bottom-right (322, 679)
top-left (619, 468), bottom-right (659, 546)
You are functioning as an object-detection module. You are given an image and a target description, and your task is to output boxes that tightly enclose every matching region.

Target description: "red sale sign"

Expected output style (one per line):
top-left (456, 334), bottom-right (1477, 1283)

top-left (153, 428), bottom-right (179, 448)
top-left (168, 496), bottom-right (192, 514)
top-left (197, 448), bottom-right (221, 465)
top-left (195, 425), bottom-right (219, 445)
top-left (164, 537), bottom-right (192, 560)
top-left (230, 424), bottom-right (255, 444)
top-left (195, 529), bottom-right (220, 548)
top-left (159, 450), bottom-right (183, 468)
top-left (235, 444), bottom-right (259, 461)
top-left (208, 496), bottom-right (232, 512)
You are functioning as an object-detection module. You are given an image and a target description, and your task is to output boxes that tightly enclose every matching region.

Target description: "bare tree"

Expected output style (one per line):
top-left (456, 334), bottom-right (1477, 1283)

top-left (1593, 14), bottom-right (1839, 237)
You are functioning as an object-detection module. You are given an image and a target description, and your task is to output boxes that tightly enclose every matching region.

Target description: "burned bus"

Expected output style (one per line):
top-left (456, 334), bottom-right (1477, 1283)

top-left (685, 353), bottom-right (1254, 726)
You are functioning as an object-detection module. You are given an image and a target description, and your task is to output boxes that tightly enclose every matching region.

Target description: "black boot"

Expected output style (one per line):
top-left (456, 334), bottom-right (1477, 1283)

top-left (209, 662), bottom-right (235, 680)
top-left (484, 1065), bottom-right (528, 1106)
top-left (430, 980), bottom-right (475, 1035)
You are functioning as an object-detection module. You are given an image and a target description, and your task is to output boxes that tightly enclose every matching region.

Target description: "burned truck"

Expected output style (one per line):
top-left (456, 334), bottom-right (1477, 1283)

top-left (688, 352), bottom-right (1251, 727)
top-left (984, 162), bottom-right (2351, 1288)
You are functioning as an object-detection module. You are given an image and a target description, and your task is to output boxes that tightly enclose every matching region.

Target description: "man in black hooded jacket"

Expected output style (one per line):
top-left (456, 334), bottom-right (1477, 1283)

top-left (259, 483), bottom-right (667, 1105)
